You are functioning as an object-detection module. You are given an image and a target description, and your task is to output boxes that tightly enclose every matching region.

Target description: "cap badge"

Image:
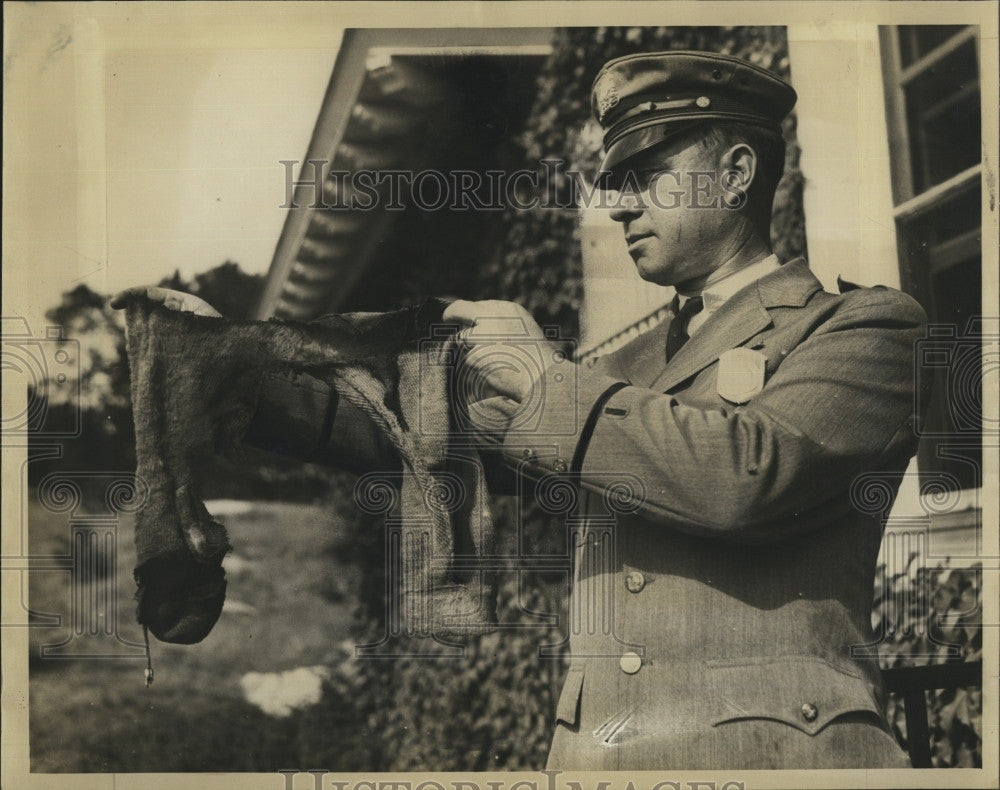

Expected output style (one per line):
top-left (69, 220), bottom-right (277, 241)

top-left (595, 72), bottom-right (623, 122)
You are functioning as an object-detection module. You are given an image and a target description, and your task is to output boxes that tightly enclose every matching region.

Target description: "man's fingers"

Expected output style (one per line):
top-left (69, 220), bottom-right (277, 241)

top-left (442, 299), bottom-right (477, 325)
top-left (443, 299), bottom-right (530, 325)
top-left (475, 395), bottom-right (520, 418)
top-left (466, 395), bottom-right (520, 443)
top-left (110, 285), bottom-right (176, 309)
top-left (453, 324), bottom-right (503, 348)
top-left (461, 346), bottom-right (532, 401)
top-left (109, 286), bottom-right (154, 309)
top-left (108, 286), bottom-right (222, 317)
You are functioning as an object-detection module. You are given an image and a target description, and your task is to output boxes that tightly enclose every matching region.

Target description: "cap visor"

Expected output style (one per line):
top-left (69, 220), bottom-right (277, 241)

top-left (600, 120), bottom-right (704, 175)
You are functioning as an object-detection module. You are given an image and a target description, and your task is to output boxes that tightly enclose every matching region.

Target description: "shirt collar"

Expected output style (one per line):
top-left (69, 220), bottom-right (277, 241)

top-left (678, 253), bottom-right (781, 337)
top-left (678, 253), bottom-right (781, 314)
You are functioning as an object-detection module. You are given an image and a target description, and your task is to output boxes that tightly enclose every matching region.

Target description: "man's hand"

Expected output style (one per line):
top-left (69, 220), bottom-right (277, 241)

top-left (109, 286), bottom-right (222, 317)
top-left (442, 299), bottom-right (555, 404)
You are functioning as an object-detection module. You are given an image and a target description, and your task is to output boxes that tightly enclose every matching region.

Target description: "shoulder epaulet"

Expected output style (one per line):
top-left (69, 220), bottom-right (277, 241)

top-left (836, 275), bottom-right (866, 294)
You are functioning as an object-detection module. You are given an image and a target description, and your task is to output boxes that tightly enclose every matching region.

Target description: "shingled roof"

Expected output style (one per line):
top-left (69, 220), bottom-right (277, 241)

top-left (256, 28), bottom-right (551, 321)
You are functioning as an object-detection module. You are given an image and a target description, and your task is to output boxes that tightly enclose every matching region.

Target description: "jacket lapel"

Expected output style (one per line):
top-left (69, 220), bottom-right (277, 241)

top-left (600, 304), bottom-right (675, 388)
top-left (648, 258), bottom-right (822, 393)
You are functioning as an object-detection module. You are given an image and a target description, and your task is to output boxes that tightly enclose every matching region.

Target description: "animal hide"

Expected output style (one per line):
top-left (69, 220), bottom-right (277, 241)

top-left (122, 295), bottom-right (497, 644)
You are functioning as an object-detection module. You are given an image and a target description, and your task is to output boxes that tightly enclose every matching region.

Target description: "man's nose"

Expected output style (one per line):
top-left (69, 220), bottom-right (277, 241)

top-left (608, 191), bottom-right (643, 224)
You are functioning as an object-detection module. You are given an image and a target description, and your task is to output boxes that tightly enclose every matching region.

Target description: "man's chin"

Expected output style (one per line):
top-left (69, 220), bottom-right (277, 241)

top-left (633, 259), bottom-right (672, 287)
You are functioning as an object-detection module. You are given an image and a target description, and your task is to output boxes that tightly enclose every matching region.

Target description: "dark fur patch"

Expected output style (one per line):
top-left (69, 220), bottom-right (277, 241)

top-left (124, 296), bottom-right (497, 644)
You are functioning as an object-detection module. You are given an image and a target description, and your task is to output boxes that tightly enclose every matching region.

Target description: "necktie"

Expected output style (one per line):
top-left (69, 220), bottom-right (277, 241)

top-left (665, 295), bottom-right (704, 362)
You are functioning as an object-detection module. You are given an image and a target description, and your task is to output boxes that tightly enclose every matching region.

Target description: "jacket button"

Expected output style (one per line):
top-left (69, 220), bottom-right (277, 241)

top-left (619, 652), bottom-right (642, 674)
top-left (800, 702), bottom-right (818, 722)
top-left (625, 571), bottom-right (646, 593)
top-left (522, 448), bottom-right (535, 460)
top-left (553, 459), bottom-right (568, 473)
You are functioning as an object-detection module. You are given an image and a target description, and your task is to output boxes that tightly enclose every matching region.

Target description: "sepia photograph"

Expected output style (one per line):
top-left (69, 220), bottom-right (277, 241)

top-left (2, 3), bottom-right (997, 789)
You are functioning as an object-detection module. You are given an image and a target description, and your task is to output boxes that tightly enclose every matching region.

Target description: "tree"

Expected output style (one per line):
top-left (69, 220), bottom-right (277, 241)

top-left (44, 284), bottom-right (128, 412)
top-left (158, 261), bottom-right (265, 320)
top-left (28, 262), bottom-right (269, 488)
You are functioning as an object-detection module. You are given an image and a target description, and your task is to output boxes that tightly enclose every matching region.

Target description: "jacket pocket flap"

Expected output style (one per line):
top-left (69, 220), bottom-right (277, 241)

top-left (706, 655), bottom-right (881, 736)
top-left (555, 666), bottom-right (585, 726)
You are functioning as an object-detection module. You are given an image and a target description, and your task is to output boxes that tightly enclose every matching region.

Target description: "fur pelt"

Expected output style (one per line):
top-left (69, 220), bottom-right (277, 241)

top-left (123, 295), bottom-right (497, 644)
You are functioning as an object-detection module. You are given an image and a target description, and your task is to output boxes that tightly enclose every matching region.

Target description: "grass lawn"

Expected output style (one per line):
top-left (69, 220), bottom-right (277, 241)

top-left (27, 497), bottom-right (356, 772)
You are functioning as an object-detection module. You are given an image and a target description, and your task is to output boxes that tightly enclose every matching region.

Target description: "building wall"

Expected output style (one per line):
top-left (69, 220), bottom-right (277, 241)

top-left (787, 24), bottom-right (901, 291)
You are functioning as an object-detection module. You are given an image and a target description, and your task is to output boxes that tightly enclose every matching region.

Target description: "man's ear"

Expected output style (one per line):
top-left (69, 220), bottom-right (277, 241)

top-left (721, 143), bottom-right (758, 202)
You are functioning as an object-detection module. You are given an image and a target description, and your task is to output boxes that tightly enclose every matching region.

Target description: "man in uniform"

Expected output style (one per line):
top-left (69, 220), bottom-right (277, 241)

top-left (116, 50), bottom-right (923, 769)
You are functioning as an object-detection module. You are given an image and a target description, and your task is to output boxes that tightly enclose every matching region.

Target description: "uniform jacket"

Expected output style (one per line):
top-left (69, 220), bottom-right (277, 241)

top-left (501, 258), bottom-right (923, 769)
top-left (247, 258), bottom-right (925, 769)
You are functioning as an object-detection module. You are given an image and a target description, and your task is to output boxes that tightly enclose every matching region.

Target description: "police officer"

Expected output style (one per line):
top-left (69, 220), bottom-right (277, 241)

top-left (441, 50), bottom-right (922, 770)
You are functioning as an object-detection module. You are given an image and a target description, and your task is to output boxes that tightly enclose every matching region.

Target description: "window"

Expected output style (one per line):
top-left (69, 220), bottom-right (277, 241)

top-left (880, 25), bottom-right (983, 492)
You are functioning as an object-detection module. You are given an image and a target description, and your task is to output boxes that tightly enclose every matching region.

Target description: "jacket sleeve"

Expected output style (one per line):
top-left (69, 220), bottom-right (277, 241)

top-left (499, 290), bottom-right (927, 542)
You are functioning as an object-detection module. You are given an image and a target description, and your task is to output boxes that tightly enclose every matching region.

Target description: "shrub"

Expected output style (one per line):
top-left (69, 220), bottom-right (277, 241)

top-left (874, 553), bottom-right (983, 767)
